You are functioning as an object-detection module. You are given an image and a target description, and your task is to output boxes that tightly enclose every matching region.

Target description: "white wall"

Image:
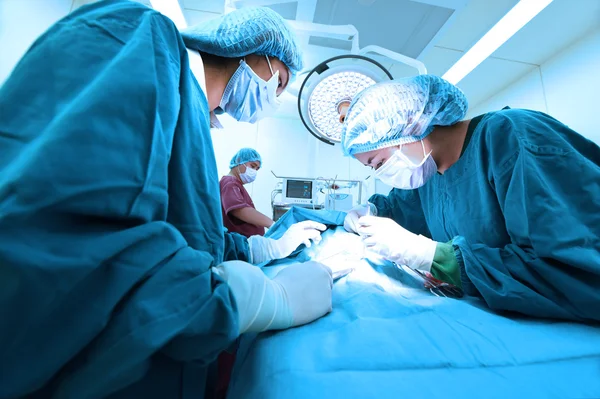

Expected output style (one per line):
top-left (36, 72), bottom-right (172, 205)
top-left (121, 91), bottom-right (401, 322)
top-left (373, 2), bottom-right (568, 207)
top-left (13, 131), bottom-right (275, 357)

top-left (0, 0), bottom-right (72, 85)
top-left (211, 110), bottom-right (377, 218)
top-left (468, 28), bottom-right (600, 144)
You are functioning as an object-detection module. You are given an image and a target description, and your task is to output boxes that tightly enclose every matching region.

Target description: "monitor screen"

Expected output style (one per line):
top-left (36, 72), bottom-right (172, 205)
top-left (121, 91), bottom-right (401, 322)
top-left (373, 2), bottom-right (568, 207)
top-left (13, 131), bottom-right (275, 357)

top-left (286, 180), bottom-right (313, 199)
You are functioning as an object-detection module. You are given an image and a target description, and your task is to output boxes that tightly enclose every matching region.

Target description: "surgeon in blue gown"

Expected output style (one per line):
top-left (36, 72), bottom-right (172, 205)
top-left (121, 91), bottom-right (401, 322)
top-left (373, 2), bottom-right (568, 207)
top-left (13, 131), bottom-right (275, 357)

top-left (0, 1), bottom-right (333, 398)
top-left (341, 75), bottom-right (600, 323)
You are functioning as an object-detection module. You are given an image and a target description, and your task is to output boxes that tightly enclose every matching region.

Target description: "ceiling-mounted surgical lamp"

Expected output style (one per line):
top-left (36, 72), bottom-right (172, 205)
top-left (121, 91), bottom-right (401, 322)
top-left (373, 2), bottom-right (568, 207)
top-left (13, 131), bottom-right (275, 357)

top-left (285, 17), bottom-right (427, 145)
top-left (297, 55), bottom-right (393, 145)
top-left (218, 5), bottom-right (429, 143)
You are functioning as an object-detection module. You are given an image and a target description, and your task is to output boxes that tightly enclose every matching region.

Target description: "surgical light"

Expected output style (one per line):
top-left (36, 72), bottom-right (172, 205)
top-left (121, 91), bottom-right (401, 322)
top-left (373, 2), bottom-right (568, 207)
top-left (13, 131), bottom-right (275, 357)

top-left (298, 55), bottom-right (393, 145)
top-left (308, 72), bottom-right (376, 141)
top-left (443, 0), bottom-right (553, 85)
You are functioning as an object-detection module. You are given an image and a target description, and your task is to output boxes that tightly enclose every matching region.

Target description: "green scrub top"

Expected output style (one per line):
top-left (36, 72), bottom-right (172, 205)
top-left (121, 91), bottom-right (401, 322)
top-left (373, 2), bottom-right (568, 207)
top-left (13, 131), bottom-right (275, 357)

top-left (369, 108), bottom-right (600, 322)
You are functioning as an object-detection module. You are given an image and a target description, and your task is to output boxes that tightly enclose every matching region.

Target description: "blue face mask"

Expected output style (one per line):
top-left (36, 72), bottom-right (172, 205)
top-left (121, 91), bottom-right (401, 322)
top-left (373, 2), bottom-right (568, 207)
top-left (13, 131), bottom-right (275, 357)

top-left (220, 57), bottom-right (281, 123)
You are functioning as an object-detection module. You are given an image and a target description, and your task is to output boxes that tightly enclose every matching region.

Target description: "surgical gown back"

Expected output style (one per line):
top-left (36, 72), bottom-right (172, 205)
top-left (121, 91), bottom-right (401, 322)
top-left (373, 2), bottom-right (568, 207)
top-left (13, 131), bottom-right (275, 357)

top-left (370, 109), bottom-right (600, 322)
top-left (0, 1), bottom-right (243, 397)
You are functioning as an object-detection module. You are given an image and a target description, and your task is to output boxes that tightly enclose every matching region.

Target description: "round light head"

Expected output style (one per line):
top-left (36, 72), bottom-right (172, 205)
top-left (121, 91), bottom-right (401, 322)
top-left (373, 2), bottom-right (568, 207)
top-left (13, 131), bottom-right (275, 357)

top-left (307, 72), bottom-right (376, 143)
top-left (298, 55), bottom-right (393, 145)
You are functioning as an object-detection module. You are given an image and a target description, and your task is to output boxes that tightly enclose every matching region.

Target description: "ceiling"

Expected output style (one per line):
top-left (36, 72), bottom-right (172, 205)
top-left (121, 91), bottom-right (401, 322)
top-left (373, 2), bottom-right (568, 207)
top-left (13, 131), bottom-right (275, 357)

top-left (423, 0), bottom-right (600, 106)
top-left (310, 0), bottom-right (455, 58)
top-left (70, 0), bottom-right (600, 111)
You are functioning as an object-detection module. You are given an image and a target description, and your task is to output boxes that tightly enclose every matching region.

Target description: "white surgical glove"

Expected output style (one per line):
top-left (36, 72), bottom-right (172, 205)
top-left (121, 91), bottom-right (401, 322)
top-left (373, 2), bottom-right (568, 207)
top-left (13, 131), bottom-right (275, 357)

top-left (343, 202), bottom-right (377, 234)
top-left (248, 221), bottom-right (326, 264)
top-left (213, 261), bottom-right (332, 333)
top-left (357, 215), bottom-right (437, 271)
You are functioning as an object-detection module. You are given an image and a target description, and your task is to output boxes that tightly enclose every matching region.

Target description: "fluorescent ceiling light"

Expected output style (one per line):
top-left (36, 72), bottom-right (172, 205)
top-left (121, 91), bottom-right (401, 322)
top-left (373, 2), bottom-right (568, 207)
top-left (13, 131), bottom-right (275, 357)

top-left (442, 0), bottom-right (553, 85)
top-left (149, 0), bottom-right (187, 29)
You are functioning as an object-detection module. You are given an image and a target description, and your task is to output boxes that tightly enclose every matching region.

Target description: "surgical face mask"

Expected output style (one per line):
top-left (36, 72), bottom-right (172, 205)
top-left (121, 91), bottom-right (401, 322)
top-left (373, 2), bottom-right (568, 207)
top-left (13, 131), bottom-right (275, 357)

top-left (374, 141), bottom-right (437, 189)
top-left (220, 56), bottom-right (281, 123)
top-left (239, 165), bottom-right (258, 184)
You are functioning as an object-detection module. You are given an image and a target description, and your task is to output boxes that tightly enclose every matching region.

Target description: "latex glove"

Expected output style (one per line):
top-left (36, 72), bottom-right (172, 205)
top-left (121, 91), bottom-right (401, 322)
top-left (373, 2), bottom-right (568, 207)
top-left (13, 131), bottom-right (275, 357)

top-left (248, 221), bottom-right (326, 264)
top-left (213, 261), bottom-right (332, 333)
top-left (343, 202), bottom-right (377, 234)
top-left (357, 215), bottom-right (437, 271)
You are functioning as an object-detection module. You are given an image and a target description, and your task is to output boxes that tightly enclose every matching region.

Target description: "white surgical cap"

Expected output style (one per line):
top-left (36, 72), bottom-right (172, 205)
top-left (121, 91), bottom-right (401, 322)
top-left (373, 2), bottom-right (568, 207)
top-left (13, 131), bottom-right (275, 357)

top-left (341, 75), bottom-right (468, 156)
top-left (229, 148), bottom-right (262, 169)
top-left (180, 7), bottom-right (303, 80)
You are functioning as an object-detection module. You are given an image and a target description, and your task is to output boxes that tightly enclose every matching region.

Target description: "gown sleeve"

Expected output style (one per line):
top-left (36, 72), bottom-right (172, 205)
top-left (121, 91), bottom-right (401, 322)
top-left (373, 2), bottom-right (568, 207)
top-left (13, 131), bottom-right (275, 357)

top-left (0, 2), bottom-right (239, 397)
top-left (369, 188), bottom-right (432, 238)
top-left (453, 109), bottom-right (600, 322)
top-left (223, 231), bottom-right (252, 262)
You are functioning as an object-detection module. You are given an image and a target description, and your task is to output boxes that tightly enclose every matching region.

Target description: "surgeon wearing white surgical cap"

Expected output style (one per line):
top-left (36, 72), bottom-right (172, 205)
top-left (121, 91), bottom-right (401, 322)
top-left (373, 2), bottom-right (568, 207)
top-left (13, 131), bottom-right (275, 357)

top-left (341, 75), bottom-right (600, 323)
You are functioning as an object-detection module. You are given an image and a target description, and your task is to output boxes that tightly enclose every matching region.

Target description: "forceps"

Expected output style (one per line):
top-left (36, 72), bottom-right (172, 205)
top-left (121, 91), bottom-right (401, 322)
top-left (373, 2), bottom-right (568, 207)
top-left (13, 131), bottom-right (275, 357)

top-left (412, 269), bottom-right (464, 298)
top-left (315, 251), bottom-right (356, 282)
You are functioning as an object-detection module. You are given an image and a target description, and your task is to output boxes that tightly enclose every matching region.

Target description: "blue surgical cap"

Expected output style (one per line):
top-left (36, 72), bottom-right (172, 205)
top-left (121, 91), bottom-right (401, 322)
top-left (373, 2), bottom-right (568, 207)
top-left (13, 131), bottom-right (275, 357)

top-left (229, 148), bottom-right (262, 169)
top-left (341, 75), bottom-right (468, 156)
top-left (180, 7), bottom-right (303, 80)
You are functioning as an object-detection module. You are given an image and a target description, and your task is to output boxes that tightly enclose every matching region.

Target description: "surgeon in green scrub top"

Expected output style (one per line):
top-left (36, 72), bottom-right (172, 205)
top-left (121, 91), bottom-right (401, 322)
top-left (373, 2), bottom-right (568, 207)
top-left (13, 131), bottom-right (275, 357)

top-left (341, 75), bottom-right (600, 323)
top-left (0, 1), bottom-right (333, 398)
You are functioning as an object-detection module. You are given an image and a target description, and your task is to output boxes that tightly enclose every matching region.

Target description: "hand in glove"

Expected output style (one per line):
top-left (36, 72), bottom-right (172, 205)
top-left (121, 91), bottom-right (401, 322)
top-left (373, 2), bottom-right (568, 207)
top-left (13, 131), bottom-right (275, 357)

top-left (343, 202), bottom-right (377, 234)
top-left (357, 215), bottom-right (437, 271)
top-left (249, 221), bottom-right (326, 264)
top-left (213, 261), bottom-right (332, 333)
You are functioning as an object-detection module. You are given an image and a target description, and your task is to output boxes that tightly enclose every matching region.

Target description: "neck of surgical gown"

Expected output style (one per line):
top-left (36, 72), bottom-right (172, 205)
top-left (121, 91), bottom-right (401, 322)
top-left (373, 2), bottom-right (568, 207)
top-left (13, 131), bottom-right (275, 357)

top-left (0, 1), bottom-right (242, 397)
top-left (369, 108), bottom-right (600, 322)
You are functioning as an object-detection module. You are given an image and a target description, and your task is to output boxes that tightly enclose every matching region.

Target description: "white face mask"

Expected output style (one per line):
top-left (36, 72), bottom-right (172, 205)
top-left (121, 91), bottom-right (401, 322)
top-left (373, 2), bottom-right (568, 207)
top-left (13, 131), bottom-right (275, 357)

top-left (375, 141), bottom-right (437, 189)
top-left (239, 166), bottom-right (258, 184)
top-left (220, 56), bottom-right (281, 123)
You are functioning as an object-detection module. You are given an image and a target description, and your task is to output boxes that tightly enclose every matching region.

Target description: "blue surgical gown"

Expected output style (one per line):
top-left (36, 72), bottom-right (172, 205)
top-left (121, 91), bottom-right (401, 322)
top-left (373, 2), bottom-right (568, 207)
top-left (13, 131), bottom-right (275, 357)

top-left (370, 108), bottom-right (600, 322)
top-left (0, 1), bottom-right (248, 397)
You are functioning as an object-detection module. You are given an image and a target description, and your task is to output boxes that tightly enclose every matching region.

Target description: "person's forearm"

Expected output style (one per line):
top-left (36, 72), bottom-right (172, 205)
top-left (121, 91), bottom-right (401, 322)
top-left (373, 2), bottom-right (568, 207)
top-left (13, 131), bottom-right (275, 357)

top-left (231, 207), bottom-right (274, 228)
